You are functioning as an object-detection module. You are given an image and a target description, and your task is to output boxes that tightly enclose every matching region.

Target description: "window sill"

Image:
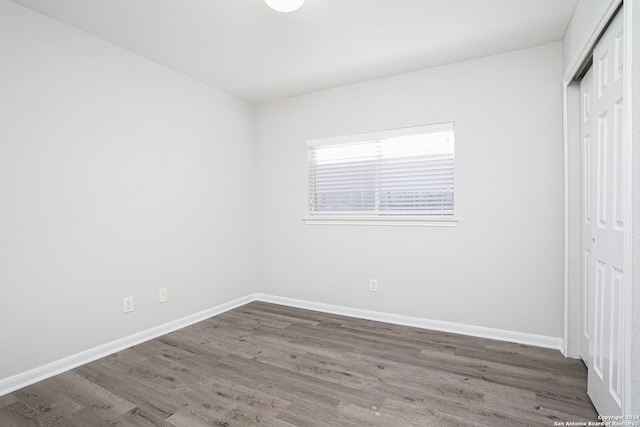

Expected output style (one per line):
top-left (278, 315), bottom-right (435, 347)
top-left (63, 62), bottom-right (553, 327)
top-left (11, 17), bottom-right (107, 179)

top-left (303, 216), bottom-right (459, 227)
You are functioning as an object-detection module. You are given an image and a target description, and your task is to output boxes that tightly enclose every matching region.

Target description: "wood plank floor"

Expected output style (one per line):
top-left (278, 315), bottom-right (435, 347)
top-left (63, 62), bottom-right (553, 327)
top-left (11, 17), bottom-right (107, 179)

top-left (0, 301), bottom-right (598, 426)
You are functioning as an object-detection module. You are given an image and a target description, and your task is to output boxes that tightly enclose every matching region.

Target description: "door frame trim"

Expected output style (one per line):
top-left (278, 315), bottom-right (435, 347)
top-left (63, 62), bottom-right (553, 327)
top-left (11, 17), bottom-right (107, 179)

top-left (561, 0), bottom-right (633, 414)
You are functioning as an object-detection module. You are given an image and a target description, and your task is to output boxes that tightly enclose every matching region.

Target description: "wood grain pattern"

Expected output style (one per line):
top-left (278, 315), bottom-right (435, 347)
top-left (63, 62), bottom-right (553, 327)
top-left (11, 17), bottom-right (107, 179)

top-left (0, 301), bottom-right (598, 426)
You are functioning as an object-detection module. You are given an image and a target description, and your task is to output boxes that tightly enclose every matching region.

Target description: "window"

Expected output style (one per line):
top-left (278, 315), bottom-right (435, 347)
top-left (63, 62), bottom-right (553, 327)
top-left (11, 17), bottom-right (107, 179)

top-left (305, 123), bottom-right (456, 226)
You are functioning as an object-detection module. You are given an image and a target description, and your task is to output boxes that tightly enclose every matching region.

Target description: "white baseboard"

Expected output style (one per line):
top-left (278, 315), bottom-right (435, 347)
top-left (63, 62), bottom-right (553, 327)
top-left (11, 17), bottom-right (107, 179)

top-left (1, 292), bottom-right (562, 397)
top-left (0, 294), bottom-right (255, 397)
top-left (254, 294), bottom-right (563, 351)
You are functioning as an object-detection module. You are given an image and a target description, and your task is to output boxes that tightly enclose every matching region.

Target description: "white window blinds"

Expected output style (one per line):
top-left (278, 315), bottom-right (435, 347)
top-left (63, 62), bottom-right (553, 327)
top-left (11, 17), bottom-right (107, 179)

top-left (307, 123), bottom-right (454, 218)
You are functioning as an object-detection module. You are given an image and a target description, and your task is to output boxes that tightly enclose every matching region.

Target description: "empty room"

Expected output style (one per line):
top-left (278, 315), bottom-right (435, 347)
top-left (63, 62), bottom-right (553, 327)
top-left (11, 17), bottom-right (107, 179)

top-left (1, 0), bottom-right (639, 425)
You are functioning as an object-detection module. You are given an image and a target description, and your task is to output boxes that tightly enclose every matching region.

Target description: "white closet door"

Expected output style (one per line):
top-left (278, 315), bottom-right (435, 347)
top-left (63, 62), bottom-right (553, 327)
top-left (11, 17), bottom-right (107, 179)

top-left (581, 10), bottom-right (625, 416)
top-left (579, 66), bottom-right (593, 367)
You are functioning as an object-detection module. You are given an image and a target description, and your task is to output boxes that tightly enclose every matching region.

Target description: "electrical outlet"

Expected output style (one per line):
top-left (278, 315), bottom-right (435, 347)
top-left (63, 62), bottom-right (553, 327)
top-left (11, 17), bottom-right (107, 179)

top-left (369, 279), bottom-right (378, 292)
top-left (123, 296), bottom-right (134, 313)
top-left (159, 287), bottom-right (168, 303)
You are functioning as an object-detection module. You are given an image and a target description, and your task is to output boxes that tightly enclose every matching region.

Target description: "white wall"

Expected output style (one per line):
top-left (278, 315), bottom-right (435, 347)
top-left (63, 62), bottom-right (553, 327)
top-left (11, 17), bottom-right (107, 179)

top-left (0, 0), bottom-right (255, 381)
top-left (254, 43), bottom-right (564, 339)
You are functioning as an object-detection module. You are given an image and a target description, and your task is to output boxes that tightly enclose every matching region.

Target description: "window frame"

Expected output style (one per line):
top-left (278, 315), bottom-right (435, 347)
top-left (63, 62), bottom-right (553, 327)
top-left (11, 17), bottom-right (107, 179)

top-left (304, 123), bottom-right (458, 227)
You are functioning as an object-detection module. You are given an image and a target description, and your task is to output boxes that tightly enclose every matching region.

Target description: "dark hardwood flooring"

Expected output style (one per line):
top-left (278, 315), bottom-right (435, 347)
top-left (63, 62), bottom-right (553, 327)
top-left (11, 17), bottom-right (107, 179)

top-left (0, 301), bottom-right (598, 426)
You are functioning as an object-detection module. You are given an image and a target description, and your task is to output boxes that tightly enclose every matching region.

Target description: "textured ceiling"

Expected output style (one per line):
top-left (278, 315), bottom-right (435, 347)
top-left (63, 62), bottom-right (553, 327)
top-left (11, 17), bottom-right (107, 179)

top-left (10, 0), bottom-right (578, 103)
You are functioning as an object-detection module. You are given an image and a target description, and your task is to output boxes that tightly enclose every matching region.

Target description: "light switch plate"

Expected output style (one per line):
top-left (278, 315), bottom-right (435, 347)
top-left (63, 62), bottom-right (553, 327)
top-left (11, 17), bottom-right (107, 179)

top-left (159, 288), bottom-right (168, 303)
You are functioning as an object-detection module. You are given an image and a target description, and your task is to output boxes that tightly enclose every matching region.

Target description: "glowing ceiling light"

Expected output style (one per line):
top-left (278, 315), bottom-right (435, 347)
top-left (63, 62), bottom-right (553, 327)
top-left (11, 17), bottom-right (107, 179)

top-left (265, 0), bottom-right (304, 13)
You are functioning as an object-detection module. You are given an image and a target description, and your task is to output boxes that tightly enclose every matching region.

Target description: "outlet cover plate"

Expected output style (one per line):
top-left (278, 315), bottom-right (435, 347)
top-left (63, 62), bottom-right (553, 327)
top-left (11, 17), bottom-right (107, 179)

top-left (123, 296), bottom-right (134, 313)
